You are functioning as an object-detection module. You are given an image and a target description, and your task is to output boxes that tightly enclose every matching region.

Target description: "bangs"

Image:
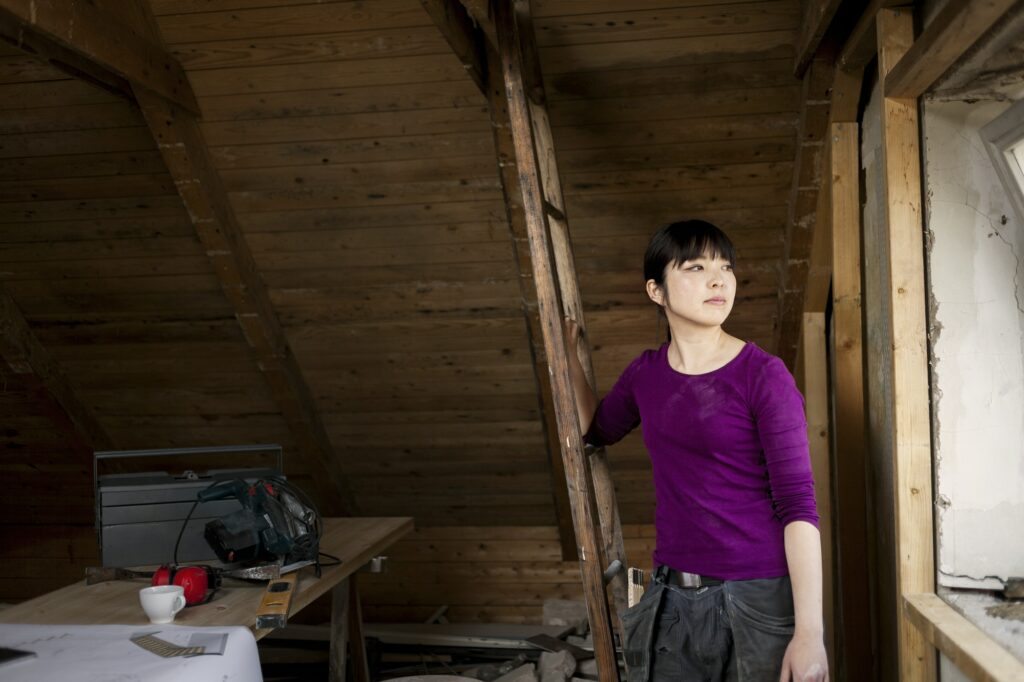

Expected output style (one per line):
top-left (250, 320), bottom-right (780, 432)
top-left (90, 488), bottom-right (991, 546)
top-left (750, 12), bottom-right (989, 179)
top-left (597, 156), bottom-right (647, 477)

top-left (644, 220), bottom-right (736, 283)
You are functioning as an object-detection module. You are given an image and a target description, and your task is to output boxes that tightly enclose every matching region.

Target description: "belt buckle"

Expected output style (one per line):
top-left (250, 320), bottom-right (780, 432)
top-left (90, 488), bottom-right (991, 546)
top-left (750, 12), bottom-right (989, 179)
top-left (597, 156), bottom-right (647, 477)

top-left (679, 571), bottom-right (703, 588)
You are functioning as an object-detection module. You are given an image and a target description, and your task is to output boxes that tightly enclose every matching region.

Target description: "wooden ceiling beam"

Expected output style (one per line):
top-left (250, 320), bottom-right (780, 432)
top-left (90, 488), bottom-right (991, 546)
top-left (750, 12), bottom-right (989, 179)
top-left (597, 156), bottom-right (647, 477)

top-left (0, 0), bottom-right (198, 113)
top-left (885, 0), bottom-right (1019, 99)
top-left (838, 0), bottom-right (909, 71)
top-left (419, 0), bottom-right (487, 92)
top-left (0, 287), bottom-right (116, 454)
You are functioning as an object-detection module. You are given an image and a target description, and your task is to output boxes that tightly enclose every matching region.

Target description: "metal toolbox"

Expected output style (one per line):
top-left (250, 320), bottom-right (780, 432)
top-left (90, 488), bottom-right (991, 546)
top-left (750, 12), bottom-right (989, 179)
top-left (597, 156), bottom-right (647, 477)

top-left (94, 445), bottom-right (284, 567)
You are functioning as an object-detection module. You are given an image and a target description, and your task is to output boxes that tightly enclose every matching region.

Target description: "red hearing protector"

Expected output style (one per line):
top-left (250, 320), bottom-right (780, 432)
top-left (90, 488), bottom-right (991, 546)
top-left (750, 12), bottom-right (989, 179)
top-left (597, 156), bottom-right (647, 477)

top-left (151, 565), bottom-right (221, 606)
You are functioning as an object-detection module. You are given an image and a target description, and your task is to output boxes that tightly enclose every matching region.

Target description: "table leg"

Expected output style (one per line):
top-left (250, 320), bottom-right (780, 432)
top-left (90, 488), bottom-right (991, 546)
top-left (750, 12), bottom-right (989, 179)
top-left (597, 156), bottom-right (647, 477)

top-left (330, 579), bottom-right (349, 682)
top-left (330, 575), bottom-right (370, 682)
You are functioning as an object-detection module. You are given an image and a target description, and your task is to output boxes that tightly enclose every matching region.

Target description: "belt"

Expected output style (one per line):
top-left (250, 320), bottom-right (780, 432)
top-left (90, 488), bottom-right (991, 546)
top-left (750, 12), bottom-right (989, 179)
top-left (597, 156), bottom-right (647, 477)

top-left (657, 566), bottom-right (724, 589)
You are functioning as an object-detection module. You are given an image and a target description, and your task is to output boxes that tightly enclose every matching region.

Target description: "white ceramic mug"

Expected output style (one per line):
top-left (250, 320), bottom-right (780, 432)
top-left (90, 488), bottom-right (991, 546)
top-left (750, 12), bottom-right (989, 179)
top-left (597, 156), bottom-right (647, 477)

top-left (139, 585), bottom-right (186, 624)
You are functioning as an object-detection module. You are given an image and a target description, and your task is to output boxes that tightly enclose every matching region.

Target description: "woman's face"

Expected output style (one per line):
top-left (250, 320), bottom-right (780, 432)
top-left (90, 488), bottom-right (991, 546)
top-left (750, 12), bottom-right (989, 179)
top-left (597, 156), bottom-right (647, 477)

top-left (646, 253), bottom-right (736, 329)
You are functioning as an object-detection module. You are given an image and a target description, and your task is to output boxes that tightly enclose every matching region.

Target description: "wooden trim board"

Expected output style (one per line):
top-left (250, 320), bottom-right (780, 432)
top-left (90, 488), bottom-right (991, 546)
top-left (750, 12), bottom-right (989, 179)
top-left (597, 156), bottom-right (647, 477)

top-left (905, 593), bottom-right (1024, 682)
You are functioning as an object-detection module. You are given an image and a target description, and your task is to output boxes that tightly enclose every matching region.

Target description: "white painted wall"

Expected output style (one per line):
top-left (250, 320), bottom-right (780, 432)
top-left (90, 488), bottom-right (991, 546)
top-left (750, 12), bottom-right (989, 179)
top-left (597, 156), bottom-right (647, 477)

top-left (923, 99), bottom-right (1024, 589)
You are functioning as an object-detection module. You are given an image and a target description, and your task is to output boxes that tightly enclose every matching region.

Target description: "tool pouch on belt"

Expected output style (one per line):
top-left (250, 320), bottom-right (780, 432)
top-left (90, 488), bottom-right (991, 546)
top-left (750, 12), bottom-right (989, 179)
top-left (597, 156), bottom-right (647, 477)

top-left (620, 581), bottom-right (666, 682)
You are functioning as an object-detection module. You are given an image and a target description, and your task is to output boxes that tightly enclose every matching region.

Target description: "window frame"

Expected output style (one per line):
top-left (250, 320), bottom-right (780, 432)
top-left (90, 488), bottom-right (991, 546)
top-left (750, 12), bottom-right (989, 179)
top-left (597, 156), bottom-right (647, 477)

top-left (981, 98), bottom-right (1024, 224)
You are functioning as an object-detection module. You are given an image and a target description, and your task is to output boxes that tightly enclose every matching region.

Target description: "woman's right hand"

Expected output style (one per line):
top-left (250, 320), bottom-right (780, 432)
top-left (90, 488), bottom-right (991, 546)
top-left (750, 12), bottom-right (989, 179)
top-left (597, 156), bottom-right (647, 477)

top-left (563, 316), bottom-right (582, 355)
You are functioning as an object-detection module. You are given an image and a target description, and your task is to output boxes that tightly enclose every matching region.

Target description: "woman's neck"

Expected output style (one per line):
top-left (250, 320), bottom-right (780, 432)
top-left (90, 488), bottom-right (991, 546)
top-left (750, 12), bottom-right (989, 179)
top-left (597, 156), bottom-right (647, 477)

top-left (666, 325), bottom-right (743, 374)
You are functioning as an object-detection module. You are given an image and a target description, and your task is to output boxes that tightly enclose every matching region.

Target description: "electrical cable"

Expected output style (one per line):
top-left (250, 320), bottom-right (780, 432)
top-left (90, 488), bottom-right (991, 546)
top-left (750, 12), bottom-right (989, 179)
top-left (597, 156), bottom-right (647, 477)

top-left (172, 499), bottom-right (201, 566)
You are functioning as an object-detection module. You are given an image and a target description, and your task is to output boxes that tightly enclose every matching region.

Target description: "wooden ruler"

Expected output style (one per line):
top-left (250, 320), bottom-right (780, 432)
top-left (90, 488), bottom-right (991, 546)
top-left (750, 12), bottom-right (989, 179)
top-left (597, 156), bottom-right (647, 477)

top-left (255, 572), bottom-right (298, 629)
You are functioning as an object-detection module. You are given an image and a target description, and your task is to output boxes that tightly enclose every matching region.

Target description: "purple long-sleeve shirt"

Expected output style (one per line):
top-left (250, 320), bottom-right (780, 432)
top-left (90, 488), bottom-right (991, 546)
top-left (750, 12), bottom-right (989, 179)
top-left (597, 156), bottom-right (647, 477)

top-left (586, 342), bottom-right (819, 580)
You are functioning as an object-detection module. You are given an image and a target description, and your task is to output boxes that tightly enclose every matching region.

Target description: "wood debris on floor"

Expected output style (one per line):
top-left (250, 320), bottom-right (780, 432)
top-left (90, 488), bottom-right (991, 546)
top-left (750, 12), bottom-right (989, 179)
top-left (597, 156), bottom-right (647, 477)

top-left (258, 600), bottom-right (616, 681)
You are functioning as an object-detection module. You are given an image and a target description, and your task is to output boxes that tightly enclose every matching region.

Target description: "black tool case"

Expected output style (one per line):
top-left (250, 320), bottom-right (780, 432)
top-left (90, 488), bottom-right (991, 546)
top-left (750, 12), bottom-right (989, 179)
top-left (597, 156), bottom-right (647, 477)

top-left (94, 444), bottom-right (284, 567)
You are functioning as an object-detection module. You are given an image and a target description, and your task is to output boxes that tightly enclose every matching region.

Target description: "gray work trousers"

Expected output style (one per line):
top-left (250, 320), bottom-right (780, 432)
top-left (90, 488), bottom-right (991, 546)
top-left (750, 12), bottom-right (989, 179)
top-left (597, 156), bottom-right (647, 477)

top-left (623, 576), bottom-right (795, 682)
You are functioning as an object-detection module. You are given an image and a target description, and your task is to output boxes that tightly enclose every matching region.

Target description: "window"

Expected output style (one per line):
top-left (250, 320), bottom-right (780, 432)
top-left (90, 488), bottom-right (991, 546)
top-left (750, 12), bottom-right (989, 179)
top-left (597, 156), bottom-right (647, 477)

top-left (982, 98), bottom-right (1024, 223)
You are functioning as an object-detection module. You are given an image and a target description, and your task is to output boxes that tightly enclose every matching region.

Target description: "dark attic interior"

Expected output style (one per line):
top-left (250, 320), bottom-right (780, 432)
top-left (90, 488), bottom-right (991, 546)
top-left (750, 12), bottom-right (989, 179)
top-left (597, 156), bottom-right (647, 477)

top-left (1, 0), bottom-right (1023, 681)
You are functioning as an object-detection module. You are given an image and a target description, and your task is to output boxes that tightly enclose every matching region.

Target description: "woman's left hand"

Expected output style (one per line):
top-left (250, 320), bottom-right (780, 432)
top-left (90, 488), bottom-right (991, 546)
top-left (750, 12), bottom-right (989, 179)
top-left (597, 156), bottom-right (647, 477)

top-left (779, 631), bottom-right (828, 681)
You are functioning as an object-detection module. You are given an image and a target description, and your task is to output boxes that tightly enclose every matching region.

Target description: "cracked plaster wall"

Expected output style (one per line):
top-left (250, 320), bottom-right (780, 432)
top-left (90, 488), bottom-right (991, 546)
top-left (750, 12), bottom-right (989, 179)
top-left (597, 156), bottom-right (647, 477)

top-left (923, 99), bottom-right (1024, 591)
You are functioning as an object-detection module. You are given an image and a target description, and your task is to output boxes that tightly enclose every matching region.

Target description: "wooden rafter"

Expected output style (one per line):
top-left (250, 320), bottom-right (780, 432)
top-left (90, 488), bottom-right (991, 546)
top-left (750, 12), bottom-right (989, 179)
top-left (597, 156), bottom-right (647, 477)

top-left (0, 0), bottom-right (197, 113)
top-left (876, 8), bottom-right (936, 680)
top-left (133, 91), bottom-right (355, 517)
top-left (0, 287), bottom-right (116, 453)
top-left (885, 0), bottom-right (1019, 99)
top-left (1, 0), bottom-right (356, 515)
top-left (419, 0), bottom-right (486, 92)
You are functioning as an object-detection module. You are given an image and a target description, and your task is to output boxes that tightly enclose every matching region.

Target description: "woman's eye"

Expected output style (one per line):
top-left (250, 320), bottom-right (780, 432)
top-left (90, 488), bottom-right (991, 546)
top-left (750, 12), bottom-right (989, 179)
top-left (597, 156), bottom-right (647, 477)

top-left (688, 265), bottom-right (703, 271)
top-left (723, 265), bottom-right (733, 271)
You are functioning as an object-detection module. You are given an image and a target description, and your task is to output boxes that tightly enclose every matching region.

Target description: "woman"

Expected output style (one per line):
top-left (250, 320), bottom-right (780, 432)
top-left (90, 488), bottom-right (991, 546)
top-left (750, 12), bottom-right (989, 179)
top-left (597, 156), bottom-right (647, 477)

top-left (564, 220), bottom-right (828, 681)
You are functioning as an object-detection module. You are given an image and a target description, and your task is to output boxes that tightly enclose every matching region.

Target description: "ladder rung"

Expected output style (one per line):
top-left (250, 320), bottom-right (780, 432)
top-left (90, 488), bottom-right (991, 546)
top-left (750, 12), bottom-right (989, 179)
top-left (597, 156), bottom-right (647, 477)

top-left (603, 559), bottom-right (624, 585)
top-left (543, 199), bottom-right (566, 223)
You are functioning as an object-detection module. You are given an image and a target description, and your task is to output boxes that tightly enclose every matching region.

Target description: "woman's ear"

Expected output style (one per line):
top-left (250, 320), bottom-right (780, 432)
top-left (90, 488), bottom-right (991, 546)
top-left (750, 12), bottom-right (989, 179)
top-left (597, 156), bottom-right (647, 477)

top-left (645, 279), bottom-right (664, 307)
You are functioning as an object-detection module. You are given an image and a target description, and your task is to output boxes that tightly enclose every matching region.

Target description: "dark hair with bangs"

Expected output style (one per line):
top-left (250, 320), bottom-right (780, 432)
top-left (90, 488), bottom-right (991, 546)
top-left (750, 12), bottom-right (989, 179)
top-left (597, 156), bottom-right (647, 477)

top-left (643, 219), bottom-right (736, 285)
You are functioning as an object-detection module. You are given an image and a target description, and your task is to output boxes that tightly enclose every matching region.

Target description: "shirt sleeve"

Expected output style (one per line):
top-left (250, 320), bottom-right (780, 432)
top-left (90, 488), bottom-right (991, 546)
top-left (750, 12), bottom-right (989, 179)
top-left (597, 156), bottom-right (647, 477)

top-left (751, 356), bottom-right (820, 528)
top-left (584, 354), bottom-right (643, 447)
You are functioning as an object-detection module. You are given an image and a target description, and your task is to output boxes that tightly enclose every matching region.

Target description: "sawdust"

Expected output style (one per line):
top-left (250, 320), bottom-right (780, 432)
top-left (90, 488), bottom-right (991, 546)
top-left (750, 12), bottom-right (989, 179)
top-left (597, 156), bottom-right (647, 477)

top-left (985, 602), bottom-right (1024, 621)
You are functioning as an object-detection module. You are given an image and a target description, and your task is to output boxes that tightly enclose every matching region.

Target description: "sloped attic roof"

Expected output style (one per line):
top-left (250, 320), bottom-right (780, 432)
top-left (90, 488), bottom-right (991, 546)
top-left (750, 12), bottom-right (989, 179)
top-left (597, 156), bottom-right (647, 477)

top-left (0, 0), bottom-right (805, 530)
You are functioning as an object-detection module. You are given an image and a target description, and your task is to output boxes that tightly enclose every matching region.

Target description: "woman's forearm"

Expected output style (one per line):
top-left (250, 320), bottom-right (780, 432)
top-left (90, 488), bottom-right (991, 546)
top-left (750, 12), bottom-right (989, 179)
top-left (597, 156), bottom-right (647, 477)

top-left (783, 520), bottom-right (824, 636)
top-left (562, 318), bottom-right (599, 433)
top-left (567, 349), bottom-right (598, 434)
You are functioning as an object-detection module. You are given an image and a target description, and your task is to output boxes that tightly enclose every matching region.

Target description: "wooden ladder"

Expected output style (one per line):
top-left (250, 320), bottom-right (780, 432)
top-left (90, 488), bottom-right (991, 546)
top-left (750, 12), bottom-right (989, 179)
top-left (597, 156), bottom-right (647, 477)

top-left (493, 2), bottom-right (630, 679)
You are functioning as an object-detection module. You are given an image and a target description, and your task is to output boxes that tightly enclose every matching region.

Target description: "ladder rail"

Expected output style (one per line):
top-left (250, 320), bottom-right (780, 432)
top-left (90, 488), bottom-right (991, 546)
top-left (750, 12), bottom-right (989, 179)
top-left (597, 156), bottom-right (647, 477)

top-left (502, 0), bottom-right (631, 636)
top-left (494, 1), bottom-right (628, 678)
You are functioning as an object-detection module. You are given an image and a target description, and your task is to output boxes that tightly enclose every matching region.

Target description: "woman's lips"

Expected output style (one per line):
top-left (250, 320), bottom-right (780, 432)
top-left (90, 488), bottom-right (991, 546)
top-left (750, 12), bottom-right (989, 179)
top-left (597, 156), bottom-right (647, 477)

top-left (705, 297), bottom-right (727, 304)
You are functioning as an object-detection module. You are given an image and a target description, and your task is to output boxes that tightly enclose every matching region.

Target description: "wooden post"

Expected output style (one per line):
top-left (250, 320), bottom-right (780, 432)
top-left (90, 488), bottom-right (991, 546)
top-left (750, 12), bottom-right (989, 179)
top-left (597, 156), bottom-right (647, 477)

top-left (330, 578), bottom-right (351, 682)
top-left (801, 311), bottom-right (835, 673)
top-left (828, 120), bottom-right (874, 682)
top-left (777, 53), bottom-right (834, 368)
top-left (876, 8), bottom-right (936, 681)
top-left (494, 0), bottom-right (619, 678)
top-left (346, 575), bottom-right (371, 682)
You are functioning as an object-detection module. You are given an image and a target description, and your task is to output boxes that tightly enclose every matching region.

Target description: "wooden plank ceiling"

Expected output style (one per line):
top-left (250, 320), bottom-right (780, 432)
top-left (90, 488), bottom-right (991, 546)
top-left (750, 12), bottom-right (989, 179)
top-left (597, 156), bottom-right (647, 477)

top-left (0, 0), bottom-right (801, 532)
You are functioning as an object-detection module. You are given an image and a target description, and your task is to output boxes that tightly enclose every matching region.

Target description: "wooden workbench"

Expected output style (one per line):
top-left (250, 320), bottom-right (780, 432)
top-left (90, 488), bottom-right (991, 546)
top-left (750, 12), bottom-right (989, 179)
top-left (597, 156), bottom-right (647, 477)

top-left (0, 517), bottom-right (414, 681)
